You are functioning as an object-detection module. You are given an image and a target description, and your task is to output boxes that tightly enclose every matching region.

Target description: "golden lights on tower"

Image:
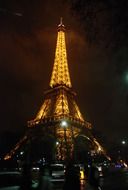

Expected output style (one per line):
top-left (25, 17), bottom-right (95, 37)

top-left (4, 19), bottom-right (107, 162)
top-left (54, 92), bottom-right (69, 116)
top-left (73, 101), bottom-right (85, 122)
top-left (50, 19), bottom-right (72, 88)
top-left (34, 99), bottom-right (51, 121)
top-left (28, 19), bottom-right (92, 131)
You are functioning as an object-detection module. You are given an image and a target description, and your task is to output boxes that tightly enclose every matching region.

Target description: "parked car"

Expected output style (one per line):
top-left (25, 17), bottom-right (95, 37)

top-left (0, 171), bottom-right (21, 190)
top-left (50, 163), bottom-right (65, 182)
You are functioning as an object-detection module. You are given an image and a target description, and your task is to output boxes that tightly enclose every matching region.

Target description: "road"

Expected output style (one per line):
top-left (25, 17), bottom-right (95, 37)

top-left (0, 167), bottom-right (128, 190)
top-left (52, 167), bottom-right (128, 190)
top-left (98, 167), bottom-right (128, 190)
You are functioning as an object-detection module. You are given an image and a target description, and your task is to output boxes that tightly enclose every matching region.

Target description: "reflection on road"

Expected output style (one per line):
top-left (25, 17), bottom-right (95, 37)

top-left (0, 164), bottom-right (128, 190)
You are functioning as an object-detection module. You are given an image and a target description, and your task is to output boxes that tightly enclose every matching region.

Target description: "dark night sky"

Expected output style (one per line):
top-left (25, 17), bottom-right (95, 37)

top-left (0, 0), bottom-right (128, 153)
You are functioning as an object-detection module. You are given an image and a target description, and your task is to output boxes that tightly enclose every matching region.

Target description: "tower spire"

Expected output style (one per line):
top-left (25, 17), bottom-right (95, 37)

top-left (50, 19), bottom-right (72, 88)
top-left (60, 17), bottom-right (63, 25)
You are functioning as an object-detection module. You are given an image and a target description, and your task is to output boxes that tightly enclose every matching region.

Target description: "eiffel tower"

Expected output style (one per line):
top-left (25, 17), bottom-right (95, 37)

top-left (4, 19), bottom-right (105, 162)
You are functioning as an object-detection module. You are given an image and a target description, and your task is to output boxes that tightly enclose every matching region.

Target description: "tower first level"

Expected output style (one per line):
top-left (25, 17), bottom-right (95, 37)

top-left (28, 85), bottom-right (93, 161)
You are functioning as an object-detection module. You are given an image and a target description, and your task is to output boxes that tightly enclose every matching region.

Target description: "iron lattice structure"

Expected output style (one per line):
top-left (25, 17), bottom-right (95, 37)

top-left (27, 20), bottom-right (93, 160)
top-left (4, 19), bottom-right (105, 161)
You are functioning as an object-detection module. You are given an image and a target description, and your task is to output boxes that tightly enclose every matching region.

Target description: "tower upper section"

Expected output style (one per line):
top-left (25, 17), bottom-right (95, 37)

top-left (50, 18), bottom-right (72, 88)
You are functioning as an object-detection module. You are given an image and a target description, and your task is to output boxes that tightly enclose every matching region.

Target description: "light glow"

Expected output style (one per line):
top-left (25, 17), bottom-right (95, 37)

top-left (54, 92), bottom-right (69, 115)
top-left (35, 99), bottom-right (51, 121)
top-left (50, 24), bottom-right (72, 88)
top-left (122, 140), bottom-right (126, 145)
top-left (61, 120), bottom-right (68, 127)
top-left (73, 101), bottom-right (84, 122)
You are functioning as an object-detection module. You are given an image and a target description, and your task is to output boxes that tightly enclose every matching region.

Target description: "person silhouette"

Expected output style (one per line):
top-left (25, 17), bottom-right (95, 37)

top-left (63, 161), bottom-right (80, 190)
top-left (88, 162), bottom-right (99, 190)
top-left (38, 166), bottom-right (53, 190)
top-left (20, 162), bottom-right (32, 190)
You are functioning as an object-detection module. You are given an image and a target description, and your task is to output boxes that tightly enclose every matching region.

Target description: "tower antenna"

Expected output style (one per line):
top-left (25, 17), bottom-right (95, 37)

top-left (60, 17), bottom-right (63, 25)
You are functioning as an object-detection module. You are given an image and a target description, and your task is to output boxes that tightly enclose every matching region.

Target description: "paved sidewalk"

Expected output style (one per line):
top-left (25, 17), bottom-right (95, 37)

top-left (84, 183), bottom-right (101, 190)
top-left (81, 182), bottom-right (96, 190)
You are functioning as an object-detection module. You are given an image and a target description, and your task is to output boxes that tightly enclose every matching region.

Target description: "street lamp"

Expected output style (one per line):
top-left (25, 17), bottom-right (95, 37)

top-left (56, 141), bottom-right (59, 145)
top-left (121, 140), bottom-right (126, 162)
top-left (60, 120), bottom-right (70, 160)
top-left (61, 120), bottom-right (68, 128)
top-left (121, 140), bottom-right (126, 145)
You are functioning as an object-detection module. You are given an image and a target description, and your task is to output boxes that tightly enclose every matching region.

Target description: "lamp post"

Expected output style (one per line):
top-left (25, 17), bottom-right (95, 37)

top-left (121, 140), bottom-right (126, 161)
top-left (60, 120), bottom-right (70, 160)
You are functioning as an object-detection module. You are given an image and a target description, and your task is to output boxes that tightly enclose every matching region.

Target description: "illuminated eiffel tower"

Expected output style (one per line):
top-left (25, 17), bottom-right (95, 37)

top-left (4, 19), bottom-right (105, 162)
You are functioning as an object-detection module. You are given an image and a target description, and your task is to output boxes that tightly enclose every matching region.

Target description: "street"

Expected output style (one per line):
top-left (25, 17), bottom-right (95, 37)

top-left (0, 167), bottom-right (128, 190)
